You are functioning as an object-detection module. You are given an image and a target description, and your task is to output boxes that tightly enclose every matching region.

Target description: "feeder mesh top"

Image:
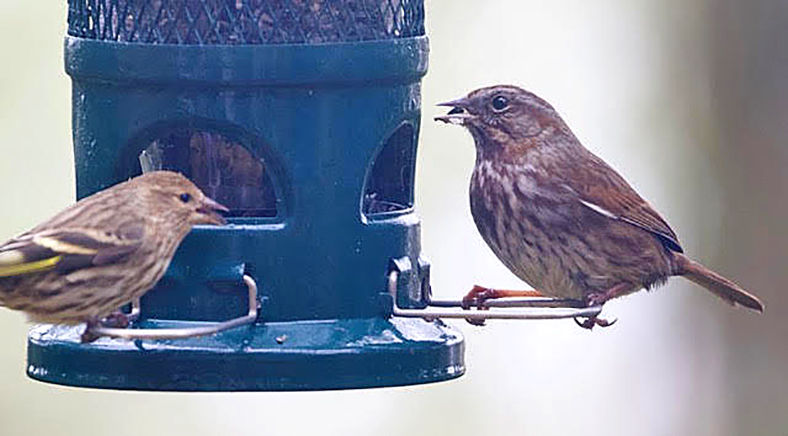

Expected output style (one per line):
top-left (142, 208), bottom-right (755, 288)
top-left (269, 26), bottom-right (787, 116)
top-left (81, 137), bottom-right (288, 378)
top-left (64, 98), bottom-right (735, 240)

top-left (67, 0), bottom-right (425, 44)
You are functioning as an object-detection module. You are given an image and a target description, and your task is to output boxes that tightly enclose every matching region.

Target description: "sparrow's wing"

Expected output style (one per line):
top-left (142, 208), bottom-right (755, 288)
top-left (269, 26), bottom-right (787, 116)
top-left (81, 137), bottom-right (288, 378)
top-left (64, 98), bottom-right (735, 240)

top-left (0, 224), bottom-right (144, 278)
top-left (564, 152), bottom-right (683, 253)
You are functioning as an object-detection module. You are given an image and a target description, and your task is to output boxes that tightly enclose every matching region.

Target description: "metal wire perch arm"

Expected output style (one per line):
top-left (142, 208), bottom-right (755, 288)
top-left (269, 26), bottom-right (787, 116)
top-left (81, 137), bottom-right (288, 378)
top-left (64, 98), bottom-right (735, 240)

top-left (387, 269), bottom-right (603, 321)
top-left (86, 274), bottom-right (259, 340)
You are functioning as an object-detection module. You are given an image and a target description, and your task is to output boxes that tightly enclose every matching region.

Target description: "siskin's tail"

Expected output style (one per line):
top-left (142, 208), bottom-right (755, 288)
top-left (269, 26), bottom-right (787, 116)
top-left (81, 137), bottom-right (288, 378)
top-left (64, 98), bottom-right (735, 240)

top-left (674, 253), bottom-right (764, 312)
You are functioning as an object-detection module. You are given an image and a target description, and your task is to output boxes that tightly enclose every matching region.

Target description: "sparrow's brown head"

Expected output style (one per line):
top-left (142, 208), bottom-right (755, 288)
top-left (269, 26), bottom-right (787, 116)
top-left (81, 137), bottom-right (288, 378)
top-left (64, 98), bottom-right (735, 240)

top-left (435, 85), bottom-right (565, 154)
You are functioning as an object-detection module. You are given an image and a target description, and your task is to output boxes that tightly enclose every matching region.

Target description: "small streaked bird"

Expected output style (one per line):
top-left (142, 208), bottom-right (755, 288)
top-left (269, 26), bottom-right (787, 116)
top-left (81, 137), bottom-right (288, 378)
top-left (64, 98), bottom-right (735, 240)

top-left (0, 171), bottom-right (227, 341)
top-left (436, 85), bottom-right (764, 328)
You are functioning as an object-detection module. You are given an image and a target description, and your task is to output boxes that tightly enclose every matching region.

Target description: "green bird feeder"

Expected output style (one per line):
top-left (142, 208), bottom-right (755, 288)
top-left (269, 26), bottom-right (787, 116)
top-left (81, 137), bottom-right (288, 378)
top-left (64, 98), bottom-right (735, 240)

top-left (26, 0), bottom-right (468, 391)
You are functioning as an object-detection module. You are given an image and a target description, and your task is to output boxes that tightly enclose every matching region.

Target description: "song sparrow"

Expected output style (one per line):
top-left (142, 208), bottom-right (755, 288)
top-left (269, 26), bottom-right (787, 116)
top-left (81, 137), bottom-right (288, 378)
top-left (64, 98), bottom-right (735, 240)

top-left (436, 85), bottom-right (763, 328)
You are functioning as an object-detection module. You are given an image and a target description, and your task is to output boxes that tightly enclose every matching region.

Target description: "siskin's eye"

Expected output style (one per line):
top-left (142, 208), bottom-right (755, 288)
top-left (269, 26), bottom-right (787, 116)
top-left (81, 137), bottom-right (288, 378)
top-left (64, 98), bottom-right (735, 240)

top-left (491, 95), bottom-right (509, 112)
top-left (179, 193), bottom-right (191, 203)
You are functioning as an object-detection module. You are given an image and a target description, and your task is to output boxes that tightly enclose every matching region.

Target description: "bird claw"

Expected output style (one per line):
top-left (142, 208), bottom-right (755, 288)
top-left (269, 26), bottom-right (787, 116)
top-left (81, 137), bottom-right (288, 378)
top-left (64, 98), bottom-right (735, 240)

top-left (101, 311), bottom-right (131, 328)
top-left (465, 316), bottom-right (487, 327)
top-left (462, 285), bottom-right (492, 308)
top-left (461, 285), bottom-right (492, 326)
top-left (80, 311), bottom-right (132, 343)
top-left (577, 286), bottom-right (623, 329)
top-left (573, 315), bottom-right (617, 330)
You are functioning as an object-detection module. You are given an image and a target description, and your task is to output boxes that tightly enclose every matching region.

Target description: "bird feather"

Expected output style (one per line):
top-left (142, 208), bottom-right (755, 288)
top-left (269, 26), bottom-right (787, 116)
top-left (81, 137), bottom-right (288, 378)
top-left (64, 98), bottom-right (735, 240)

top-left (0, 225), bottom-right (144, 278)
top-left (565, 151), bottom-right (684, 253)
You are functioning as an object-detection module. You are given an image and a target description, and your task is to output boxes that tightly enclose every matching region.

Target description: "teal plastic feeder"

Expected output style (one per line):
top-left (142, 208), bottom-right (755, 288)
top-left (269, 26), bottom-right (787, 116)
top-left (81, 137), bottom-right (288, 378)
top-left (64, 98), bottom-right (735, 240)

top-left (26, 0), bottom-right (465, 391)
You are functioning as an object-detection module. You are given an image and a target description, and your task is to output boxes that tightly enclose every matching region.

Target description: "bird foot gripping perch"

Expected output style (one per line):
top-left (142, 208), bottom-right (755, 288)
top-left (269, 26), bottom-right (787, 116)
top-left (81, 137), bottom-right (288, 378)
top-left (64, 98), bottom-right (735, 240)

top-left (459, 285), bottom-right (616, 329)
top-left (387, 258), bottom-right (605, 325)
top-left (80, 274), bottom-right (259, 342)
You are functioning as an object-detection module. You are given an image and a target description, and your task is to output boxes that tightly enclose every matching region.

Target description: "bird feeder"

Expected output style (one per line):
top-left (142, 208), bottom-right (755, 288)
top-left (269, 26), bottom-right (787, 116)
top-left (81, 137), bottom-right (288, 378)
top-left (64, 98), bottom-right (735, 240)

top-left (27, 0), bottom-right (599, 391)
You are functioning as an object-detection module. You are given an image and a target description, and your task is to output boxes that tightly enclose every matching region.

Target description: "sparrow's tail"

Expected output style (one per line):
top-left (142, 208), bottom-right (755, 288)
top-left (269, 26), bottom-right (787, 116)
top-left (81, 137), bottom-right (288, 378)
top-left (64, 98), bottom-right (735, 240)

top-left (675, 253), bottom-right (764, 312)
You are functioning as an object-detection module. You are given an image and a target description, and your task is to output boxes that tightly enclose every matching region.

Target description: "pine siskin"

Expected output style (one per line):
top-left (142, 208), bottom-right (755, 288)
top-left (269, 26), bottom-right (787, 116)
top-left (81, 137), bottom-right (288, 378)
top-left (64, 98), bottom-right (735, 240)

top-left (0, 171), bottom-right (228, 339)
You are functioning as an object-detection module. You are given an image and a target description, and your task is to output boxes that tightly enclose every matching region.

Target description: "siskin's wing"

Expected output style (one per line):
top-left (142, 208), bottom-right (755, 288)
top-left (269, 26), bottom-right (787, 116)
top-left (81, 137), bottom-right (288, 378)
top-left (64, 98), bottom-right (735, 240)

top-left (0, 224), bottom-right (144, 278)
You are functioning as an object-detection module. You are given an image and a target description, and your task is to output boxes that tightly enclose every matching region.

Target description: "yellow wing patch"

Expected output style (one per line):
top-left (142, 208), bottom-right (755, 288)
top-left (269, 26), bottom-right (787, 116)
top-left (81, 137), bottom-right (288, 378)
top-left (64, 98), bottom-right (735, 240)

top-left (0, 227), bottom-right (141, 278)
top-left (0, 254), bottom-right (63, 277)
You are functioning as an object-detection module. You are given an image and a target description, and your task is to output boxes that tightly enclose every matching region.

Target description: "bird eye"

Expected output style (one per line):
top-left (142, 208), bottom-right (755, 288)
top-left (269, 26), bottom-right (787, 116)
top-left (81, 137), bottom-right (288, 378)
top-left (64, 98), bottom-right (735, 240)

top-left (491, 95), bottom-right (509, 112)
top-left (179, 193), bottom-right (191, 203)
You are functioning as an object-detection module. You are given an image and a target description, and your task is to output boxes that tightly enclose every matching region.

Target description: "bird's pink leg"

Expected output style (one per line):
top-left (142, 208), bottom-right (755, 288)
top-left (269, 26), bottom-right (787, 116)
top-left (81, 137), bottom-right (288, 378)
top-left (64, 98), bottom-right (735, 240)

top-left (586, 283), bottom-right (630, 306)
top-left (462, 285), bottom-right (545, 326)
top-left (574, 283), bottom-right (629, 330)
top-left (462, 285), bottom-right (545, 309)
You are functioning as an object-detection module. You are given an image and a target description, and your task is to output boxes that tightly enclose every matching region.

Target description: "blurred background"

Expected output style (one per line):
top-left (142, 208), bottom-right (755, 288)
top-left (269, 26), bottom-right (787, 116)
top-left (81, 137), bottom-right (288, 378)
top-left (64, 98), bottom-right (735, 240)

top-left (0, 1), bottom-right (785, 435)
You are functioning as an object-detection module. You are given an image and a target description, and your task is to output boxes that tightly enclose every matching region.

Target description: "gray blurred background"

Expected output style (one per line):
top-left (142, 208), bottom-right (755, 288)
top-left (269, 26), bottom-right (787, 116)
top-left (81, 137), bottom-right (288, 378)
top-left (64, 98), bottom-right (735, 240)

top-left (0, 1), bottom-right (785, 435)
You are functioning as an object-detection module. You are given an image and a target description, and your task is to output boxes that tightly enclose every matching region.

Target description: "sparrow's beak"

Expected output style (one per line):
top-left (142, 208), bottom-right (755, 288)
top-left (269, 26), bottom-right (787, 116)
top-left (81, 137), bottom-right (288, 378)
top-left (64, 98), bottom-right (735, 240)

top-left (435, 98), bottom-right (476, 125)
top-left (196, 196), bottom-right (229, 225)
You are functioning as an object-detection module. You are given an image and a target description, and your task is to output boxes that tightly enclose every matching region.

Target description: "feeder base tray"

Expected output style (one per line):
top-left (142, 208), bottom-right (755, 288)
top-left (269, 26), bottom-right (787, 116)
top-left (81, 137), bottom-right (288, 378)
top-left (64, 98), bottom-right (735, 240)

top-left (27, 317), bottom-right (464, 391)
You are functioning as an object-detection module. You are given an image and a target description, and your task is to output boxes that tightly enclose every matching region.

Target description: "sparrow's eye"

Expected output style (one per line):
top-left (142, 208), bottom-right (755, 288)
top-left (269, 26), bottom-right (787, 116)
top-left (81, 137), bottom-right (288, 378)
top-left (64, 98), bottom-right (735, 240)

top-left (491, 95), bottom-right (509, 112)
top-left (179, 193), bottom-right (191, 203)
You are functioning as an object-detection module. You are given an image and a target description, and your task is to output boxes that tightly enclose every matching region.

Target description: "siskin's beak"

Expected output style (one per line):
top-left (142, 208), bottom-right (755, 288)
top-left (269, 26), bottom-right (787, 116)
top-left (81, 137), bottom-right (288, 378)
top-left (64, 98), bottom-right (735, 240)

top-left (196, 196), bottom-right (229, 225)
top-left (434, 98), bottom-right (476, 125)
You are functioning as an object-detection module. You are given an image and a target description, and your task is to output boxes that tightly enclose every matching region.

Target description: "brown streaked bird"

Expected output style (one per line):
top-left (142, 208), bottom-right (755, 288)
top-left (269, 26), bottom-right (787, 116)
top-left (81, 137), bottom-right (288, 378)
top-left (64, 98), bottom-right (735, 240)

top-left (436, 85), bottom-right (764, 328)
top-left (0, 170), bottom-right (228, 341)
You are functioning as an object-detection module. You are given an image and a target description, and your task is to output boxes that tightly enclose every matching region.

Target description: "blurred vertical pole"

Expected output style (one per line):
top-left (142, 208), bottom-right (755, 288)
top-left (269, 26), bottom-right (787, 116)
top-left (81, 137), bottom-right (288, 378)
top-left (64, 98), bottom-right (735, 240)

top-left (708, 1), bottom-right (788, 433)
